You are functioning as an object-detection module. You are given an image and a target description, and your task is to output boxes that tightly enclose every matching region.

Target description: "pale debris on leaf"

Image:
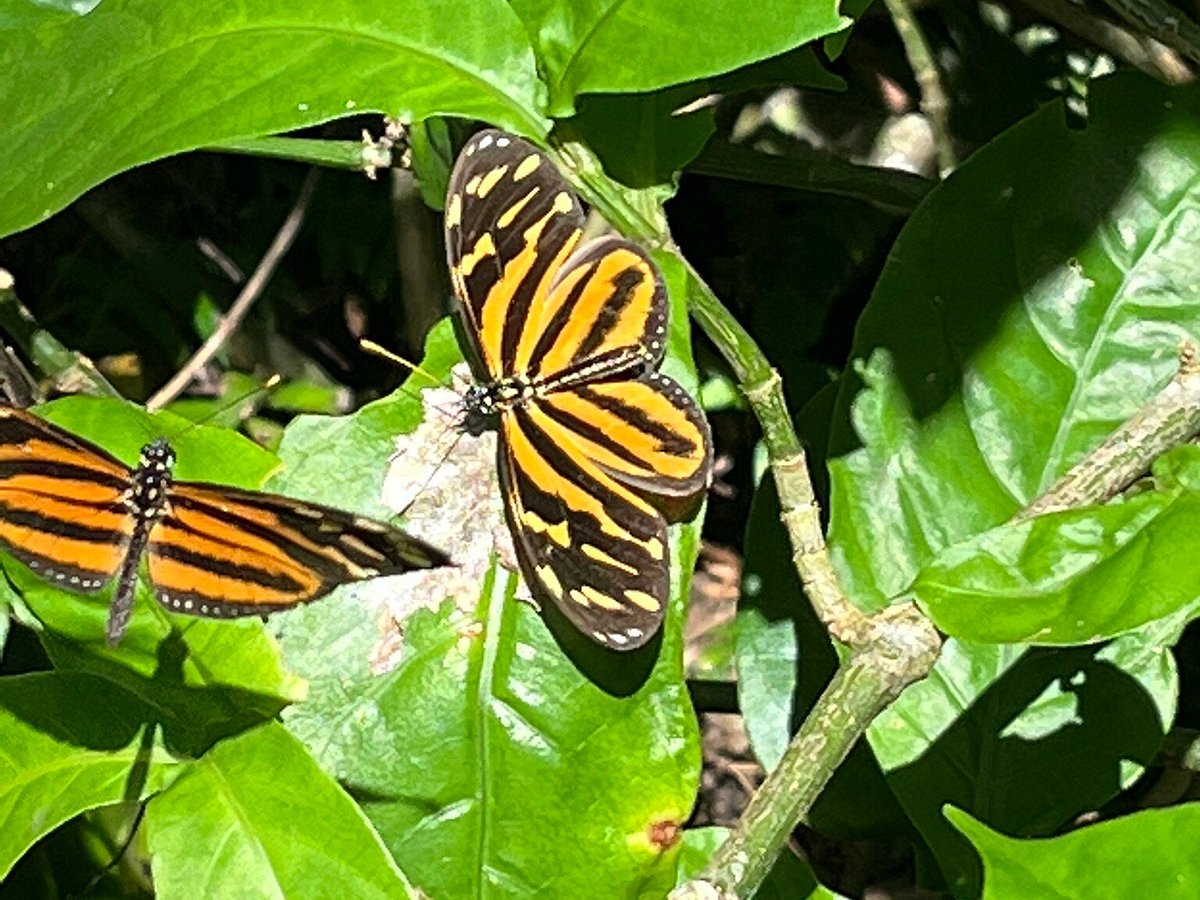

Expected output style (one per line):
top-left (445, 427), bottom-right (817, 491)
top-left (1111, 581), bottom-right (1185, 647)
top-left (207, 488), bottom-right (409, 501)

top-left (365, 364), bottom-right (527, 673)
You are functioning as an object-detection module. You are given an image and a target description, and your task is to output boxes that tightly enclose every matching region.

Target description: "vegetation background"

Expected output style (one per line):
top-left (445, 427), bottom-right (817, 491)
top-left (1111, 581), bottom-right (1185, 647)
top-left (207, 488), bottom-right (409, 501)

top-left (3, 0), bottom-right (1200, 897)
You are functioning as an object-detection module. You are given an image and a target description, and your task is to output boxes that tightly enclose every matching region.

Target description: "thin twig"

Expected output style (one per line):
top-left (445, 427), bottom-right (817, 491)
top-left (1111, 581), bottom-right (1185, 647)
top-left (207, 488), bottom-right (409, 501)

top-left (881, 0), bottom-right (957, 176)
top-left (0, 268), bottom-right (120, 399)
top-left (146, 170), bottom-right (319, 411)
top-left (1014, 342), bottom-right (1200, 521)
top-left (1019, 0), bottom-right (1194, 84)
top-left (672, 604), bottom-right (941, 900)
top-left (1098, 0), bottom-right (1200, 67)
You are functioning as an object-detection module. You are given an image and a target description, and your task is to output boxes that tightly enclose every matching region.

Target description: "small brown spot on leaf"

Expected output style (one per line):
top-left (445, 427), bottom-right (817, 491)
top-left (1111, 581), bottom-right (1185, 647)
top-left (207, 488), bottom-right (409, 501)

top-left (647, 819), bottom-right (681, 851)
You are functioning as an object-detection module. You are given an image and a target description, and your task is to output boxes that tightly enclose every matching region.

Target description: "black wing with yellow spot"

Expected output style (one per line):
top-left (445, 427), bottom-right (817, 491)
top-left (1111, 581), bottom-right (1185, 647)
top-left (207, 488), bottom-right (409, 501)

top-left (0, 405), bottom-right (450, 645)
top-left (446, 129), bottom-right (712, 650)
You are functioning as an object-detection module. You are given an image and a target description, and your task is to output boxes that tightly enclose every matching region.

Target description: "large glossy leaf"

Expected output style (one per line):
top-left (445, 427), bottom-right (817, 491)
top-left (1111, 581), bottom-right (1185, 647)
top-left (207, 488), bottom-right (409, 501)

top-left (271, 301), bottom-right (705, 896)
top-left (869, 620), bottom-right (1176, 894)
top-left (914, 447), bottom-right (1200, 643)
top-left (736, 73), bottom-right (1198, 891)
top-left (823, 72), bottom-right (1199, 889)
top-left (947, 804), bottom-right (1200, 899)
top-left (0, 671), bottom-right (185, 880)
top-left (145, 721), bottom-right (413, 899)
top-left (828, 74), bottom-right (1200, 612)
top-left (0, 0), bottom-right (546, 238)
top-left (510, 0), bottom-right (846, 116)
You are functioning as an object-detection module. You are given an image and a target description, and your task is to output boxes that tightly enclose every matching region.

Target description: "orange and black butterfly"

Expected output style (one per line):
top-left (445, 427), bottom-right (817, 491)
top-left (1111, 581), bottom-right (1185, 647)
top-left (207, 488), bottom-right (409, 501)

top-left (0, 406), bottom-right (450, 646)
top-left (445, 129), bottom-right (713, 650)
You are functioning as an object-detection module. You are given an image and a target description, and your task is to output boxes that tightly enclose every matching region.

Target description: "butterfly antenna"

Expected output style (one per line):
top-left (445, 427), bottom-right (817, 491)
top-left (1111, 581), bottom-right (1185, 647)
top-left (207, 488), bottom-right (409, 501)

top-left (168, 373), bottom-right (284, 439)
top-left (360, 339), bottom-right (444, 388)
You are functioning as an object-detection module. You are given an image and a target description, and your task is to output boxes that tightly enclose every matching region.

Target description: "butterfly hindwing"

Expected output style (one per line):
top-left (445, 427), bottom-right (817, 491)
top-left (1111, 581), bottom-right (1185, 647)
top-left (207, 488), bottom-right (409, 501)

top-left (499, 403), bottom-right (670, 648)
top-left (149, 482), bottom-right (450, 617)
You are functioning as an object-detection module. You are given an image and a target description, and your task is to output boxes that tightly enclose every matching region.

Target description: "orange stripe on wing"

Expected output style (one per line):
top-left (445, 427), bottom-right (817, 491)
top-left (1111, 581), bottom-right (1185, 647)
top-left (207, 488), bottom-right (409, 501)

top-left (0, 487), bottom-right (129, 529)
top-left (0, 473), bottom-right (127, 506)
top-left (0, 437), bottom-right (130, 480)
top-left (535, 246), bottom-right (657, 376)
top-left (150, 517), bottom-right (322, 588)
top-left (169, 485), bottom-right (376, 574)
top-left (544, 384), bottom-right (709, 481)
top-left (147, 555), bottom-right (314, 606)
top-left (0, 518), bottom-right (125, 577)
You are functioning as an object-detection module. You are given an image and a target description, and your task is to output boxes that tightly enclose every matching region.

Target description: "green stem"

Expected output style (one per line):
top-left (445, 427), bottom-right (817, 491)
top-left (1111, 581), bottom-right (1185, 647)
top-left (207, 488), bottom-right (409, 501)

top-left (881, 0), bottom-right (957, 176)
top-left (1014, 343), bottom-right (1200, 521)
top-left (690, 141), bottom-right (932, 216)
top-left (0, 272), bottom-right (120, 399)
top-left (673, 604), bottom-right (941, 899)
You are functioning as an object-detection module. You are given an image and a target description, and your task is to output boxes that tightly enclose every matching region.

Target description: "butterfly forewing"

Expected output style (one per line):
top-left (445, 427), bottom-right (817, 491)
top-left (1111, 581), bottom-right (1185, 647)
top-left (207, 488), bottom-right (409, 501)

top-left (446, 129), bottom-right (586, 380)
top-left (0, 407), bottom-right (132, 590)
top-left (446, 130), bottom-right (714, 650)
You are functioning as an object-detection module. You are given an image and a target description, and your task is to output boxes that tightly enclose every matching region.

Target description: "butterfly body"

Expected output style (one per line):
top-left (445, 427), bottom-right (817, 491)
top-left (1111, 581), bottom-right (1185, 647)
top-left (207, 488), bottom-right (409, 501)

top-left (446, 130), bottom-right (713, 650)
top-left (0, 406), bottom-right (449, 646)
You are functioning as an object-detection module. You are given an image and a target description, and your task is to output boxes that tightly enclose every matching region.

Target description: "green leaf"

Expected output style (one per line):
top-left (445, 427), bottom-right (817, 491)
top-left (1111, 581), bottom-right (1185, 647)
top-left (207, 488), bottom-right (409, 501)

top-left (814, 73), bottom-right (1199, 888)
top-left (270, 319), bottom-right (703, 898)
top-left (828, 73), bottom-right (1200, 612)
top-left (0, 0), bottom-right (547, 237)
top-left (561, 87), bottom-right (716, 189)
top-left (868, 627), bottom-right (1175, 894)
top-left (914, 447), bottom-right (1200, 643)
top-left (510, 0), bottom-right (847, 116)
top-left (0, 671), bottom-right (185, 881)
top-left (145, 721), bottom-right (413, 899)
top-left (947, 804), bottom-right (1200, 899)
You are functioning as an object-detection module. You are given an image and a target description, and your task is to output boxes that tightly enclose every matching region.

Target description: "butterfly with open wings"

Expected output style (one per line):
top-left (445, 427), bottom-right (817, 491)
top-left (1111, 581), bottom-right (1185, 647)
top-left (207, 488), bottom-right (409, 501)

top-left (0, 405), bottom-right (450, 645)
top-left (445, 130), bottom-right (713, 650)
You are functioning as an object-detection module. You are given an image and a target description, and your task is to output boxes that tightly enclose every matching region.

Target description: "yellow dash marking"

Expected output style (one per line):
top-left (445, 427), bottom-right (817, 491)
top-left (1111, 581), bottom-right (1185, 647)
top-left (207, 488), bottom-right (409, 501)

top-left (496, 186), bottom-right (540, 229)
top-left (582, 543), bottom-right (638, 575)
top-left (551, 191), bottom-right (574, 215)
top-left (521, 509), bottom-right (570, 547)
top-left (513, 154), bottom-right (541, 181)
top-left (458, 232), bottom-right (496, 276)
top-left (624, 590), bottom-right (660, 613)
top-left (445, 193), bottom-right (462, 228)
top-left (475, 165), bottom-right (509, 198)
top-left (465, 174), bottom-right (482, 194)
top-left (536, 565), bottom-right (563, 599)
top-left (571, 586), bottom-right (621, 611)
top-left (645, 537), bottom-right (665, 561)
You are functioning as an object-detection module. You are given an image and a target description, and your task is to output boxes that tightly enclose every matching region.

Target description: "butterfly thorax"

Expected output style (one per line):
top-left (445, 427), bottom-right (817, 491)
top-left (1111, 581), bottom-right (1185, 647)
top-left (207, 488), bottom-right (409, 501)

top-left (463, 345), bottom-right (657, 438)
top-left (126, 438), bottom-right (175, 521)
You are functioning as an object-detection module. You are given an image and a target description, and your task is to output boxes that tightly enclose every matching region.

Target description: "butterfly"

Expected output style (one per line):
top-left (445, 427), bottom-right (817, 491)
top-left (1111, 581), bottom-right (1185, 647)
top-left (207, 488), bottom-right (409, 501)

top-left (444, 129), bottom-right (713, 650)
top-left (0, 405), bottom-right (450, 646)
